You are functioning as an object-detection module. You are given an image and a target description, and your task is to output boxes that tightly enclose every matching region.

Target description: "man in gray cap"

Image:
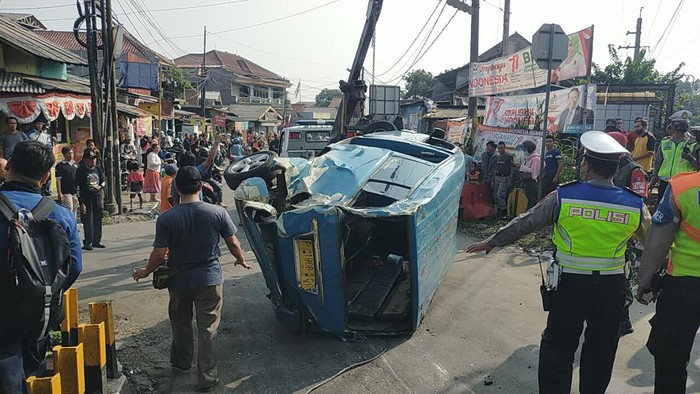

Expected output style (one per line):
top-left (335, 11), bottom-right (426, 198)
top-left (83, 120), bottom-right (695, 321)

top-left (467, 131), bottom-right (650, 393)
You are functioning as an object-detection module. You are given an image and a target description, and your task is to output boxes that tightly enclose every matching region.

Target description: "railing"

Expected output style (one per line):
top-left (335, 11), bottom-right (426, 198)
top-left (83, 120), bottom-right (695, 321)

top-left (237, 96), bottom-right (285, 105)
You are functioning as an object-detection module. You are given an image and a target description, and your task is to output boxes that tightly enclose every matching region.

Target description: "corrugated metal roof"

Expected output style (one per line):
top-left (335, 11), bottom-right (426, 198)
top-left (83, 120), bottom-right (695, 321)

top-left (226, 104), bottom-right (281, 122)
top-left (117, 102), bottom-right (153, 118)
top-left (23, 75), bottom-right (91, 94)
top-left (0, 72), bottom-right (45, 93)
top-left (0, 15), bottom-right (86, 65)
top-left (423, 107), bottom-right (470, 119)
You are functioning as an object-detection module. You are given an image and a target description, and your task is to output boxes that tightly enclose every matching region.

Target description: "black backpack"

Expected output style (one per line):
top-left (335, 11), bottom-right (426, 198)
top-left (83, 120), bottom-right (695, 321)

top-left (0, 193), bottom-right (72, 336)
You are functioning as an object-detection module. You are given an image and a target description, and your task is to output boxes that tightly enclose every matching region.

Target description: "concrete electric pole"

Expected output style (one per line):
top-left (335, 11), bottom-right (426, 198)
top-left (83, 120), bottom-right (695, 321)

top-left (502, 0), bottom-right (511, 56)
top-left (446, 0), bottom-right (480, 117)
top-left (619, 7), bottom-right (643, 60)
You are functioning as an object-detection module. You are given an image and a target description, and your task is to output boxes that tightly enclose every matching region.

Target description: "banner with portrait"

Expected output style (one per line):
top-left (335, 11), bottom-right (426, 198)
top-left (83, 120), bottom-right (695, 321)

top-left (468, 27), bottom-right (593, 97)
top-left (473, 125), bottom-right (544, 165)
top-left (483, 84), bottom-right (596, 134)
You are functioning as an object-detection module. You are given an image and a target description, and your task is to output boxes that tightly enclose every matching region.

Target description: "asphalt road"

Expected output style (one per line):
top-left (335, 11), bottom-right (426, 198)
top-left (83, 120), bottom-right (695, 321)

top-left (73, 193), bottom-right (700, 393)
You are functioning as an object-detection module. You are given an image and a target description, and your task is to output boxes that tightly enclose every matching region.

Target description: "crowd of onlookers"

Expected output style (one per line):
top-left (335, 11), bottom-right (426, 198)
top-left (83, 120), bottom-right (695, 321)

top-left (462, 114), bottom-right (700, 219)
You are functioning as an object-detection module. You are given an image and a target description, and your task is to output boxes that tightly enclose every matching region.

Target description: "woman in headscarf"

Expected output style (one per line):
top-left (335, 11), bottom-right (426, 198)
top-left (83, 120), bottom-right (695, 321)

top-left (143, 141), bottom-right (162, 202)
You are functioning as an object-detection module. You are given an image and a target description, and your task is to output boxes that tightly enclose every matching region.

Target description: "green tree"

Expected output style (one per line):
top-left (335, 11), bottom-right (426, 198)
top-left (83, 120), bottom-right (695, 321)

top-left (163, 67), bottom-right (193, 101)
top-left (315, 88), bottom-right (342, 107)
top-left (675, 80), bottom-right (700, 126)
top-left (402, 69), bottom-right (436, 99)
top-left (591, 45), bottom-right (684, 85)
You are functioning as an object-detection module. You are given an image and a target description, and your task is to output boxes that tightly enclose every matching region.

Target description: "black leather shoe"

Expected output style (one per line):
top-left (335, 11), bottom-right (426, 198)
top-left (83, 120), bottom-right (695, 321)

top-left (82, 245), bottom-right (93, 251)
top-left (92, 243), bottom-right (106, 248)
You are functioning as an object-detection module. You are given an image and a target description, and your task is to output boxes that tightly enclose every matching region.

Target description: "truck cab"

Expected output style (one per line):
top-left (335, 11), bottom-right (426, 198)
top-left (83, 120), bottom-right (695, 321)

top-left (280, 121), bottom-right (335, 158)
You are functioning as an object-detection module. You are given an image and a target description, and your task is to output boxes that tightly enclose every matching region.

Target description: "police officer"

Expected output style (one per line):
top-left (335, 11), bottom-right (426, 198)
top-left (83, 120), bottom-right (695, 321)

top-left (681, 126), bottom-right (699, 172)
top-left (651, 110), bottom-right (695, 198)
top-left (467, 131), bottom-right (650, 393)
top-left (637, 170), bottom-right (700, 393)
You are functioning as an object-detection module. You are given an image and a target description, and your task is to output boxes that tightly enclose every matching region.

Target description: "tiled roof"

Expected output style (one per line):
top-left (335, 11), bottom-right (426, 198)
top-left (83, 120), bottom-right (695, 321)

top-left (175, 50), bottom-right (287, 82)
top-left (0, 72), bottom-right (44, 94)
top-left (0, 15), bottom-right (86, 65)
top-left (34, 30), bottom-right (174, 66)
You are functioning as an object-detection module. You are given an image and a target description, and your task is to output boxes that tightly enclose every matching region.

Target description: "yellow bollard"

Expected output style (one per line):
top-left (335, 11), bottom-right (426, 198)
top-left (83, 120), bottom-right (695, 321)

top-left (77, 323), bottom-right (107, 394)
top-left (60, 288), bottom-right (79, 346)
top-left (53, 344), bottom-right (85, 394)
top-left (26, 374), bottom-right (61, 394)
top-left (88, 301), bottom-right (118, 379)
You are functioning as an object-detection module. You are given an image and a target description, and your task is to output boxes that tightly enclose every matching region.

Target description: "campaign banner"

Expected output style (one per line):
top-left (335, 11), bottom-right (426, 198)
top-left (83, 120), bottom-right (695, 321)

top-left (446, 118), bottom-right (470, 144)
top-left (483, 84), bottom-right (596, 134)
top-left (473, 125), bottom-right (544, 165)
top-left (469, 27), bottom-right (593, 97)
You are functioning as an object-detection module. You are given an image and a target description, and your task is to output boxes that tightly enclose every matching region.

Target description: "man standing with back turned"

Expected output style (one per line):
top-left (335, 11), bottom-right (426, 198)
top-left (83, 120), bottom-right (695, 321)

top-left (467, 131), bottom-right (650, 393)
top-left (132, 166), bottom-right (250, 392)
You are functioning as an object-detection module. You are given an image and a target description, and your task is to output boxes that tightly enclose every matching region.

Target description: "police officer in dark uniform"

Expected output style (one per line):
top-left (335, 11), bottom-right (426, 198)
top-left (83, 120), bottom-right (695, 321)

top-left (467, 131), bottom-right (650, 393)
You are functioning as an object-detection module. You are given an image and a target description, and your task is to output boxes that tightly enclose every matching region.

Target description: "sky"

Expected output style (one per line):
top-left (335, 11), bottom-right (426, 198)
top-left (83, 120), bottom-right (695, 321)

top-left (0, 0), bottom-right (697, 103)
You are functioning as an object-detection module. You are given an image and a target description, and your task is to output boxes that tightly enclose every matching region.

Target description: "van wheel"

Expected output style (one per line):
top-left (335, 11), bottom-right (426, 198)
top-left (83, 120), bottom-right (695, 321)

top-left (362, 121), bottom-right (397, 135)
top-left (224, 151), bottom-right (277, 190)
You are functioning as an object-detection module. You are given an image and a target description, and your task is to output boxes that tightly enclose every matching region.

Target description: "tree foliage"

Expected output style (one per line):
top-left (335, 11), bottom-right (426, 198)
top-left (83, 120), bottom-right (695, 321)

top-left (591, 45), bottom-right (684, 85)
top-left (315, 88), bottom-right (342, 107)
top-left (402, 69), bottom-right (436, 99)
top-left (163, 67), bottom-right (193, 101)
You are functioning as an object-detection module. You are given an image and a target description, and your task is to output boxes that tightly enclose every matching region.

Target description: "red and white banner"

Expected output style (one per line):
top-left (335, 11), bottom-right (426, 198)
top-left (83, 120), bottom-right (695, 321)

top-left (469, 27), bottom-right (593, 97)
top-left (0, 93), bottom-right (92, 123)
top-left (483, 84), bottom-right (596, 134)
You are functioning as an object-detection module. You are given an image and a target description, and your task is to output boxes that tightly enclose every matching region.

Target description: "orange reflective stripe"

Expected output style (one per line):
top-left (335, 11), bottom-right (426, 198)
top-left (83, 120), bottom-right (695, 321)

top-left (680, 221), bottom-right (700, 243)
top-left (670, 172), bottom-right (700, 213)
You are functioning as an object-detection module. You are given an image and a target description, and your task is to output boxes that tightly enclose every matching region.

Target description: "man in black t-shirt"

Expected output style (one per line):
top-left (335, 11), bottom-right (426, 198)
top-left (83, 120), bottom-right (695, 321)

top-left (492, 141), bottom-right (514, 219)
top-left (76, 151), bottom-right (105, 250)
top-left (56, 146), bottom-right (79, 218)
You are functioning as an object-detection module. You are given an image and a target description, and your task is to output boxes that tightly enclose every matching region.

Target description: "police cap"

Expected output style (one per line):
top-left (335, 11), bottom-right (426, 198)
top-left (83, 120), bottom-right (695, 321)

top-left (580, 131), bottom-right (628, 161)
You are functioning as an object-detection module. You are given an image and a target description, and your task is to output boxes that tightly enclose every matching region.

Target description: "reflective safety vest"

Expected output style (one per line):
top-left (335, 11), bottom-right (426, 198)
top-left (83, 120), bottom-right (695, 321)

top-left (667, 172), bottom-right (700, 277)
top-left (658, 137), bottom-right (693, 180)
top-left (553, 182), bottom-right (644, 271)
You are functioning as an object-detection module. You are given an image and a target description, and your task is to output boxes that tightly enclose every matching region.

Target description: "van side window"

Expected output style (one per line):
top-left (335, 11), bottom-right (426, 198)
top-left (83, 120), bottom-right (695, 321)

top-left (306, 131), bottom-right (330, 143)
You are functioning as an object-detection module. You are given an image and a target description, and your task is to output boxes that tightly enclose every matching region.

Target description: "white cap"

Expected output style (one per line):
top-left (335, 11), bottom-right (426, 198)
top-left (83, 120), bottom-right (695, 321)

top-left (580, 131), bottom-right (628, 158)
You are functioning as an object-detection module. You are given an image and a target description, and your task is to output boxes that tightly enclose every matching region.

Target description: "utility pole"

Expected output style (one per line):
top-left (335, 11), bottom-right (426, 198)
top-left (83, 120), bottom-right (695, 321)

top-left (99, 0), bottom-right (117, 214)
top-left (200, 26), bottom-right (207, 138)
top-left (619, 7), bottom-right (643, 60)
top-left (447, 0), bottom-right (480, 117)
top-left (502, 0), bottom-right (511, 56)
top-left (84, 0), bottom-right (103, 146)
top-left (105, 0), bottom-right (121, 213)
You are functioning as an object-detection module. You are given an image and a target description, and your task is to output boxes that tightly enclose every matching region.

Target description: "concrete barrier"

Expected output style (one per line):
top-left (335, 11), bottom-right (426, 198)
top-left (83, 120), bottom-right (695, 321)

top-left (88, 301), bottom-right (118, 379)
top-left (27, 374), bottom-right (61, 393)
top-left (53, 344), bottom-right (85, 394)
top-left (60, 288), bottom-right (79, 346)
top-left (78, 323), bottom-right (107, 394)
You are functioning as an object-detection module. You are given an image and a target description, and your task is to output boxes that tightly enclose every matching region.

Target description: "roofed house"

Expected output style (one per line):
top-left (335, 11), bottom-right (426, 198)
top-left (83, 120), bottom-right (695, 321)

top-left (226, 103), bottom-right (282, 136)
top-left (175, 50), bottom-right (290, 107)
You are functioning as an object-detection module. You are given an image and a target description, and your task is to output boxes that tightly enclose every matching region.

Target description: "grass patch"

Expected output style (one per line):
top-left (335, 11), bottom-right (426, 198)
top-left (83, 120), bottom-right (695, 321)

top-left (459, 216), bottom-right (553, 254)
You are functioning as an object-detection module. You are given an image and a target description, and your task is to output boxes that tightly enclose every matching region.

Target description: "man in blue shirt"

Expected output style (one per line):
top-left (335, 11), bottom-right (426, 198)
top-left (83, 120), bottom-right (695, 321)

top-left (132, 166), bottom-right (249, 392)
top-left (542, 135), bottom-right (563, 195)
top-left (0, 140), bottom-right (82, 393)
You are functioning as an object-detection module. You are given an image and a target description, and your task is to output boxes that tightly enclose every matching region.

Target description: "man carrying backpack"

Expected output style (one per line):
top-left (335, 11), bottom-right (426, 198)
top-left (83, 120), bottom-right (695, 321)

top-left (0, 140), bottom-right (82, 393)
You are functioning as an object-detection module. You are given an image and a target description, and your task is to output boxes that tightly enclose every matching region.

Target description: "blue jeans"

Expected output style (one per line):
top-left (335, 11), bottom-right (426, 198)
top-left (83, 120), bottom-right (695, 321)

top-left (0, 326), bottom-right (49, 394)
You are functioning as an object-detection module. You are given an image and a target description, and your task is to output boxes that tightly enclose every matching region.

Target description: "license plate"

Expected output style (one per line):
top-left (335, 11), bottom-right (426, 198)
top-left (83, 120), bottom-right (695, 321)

top-left (296, 239), bottom-right (316, 291)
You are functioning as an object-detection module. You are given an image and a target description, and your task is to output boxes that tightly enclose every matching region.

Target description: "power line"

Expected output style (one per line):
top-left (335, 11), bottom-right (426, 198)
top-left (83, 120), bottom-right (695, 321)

top-left (120, 0), bottom-right (171, 56)
top-left (114, 0), bottom-right (149, 50)
top-left (650, 0), bottom-right (684, 57)
top-left (0, 2), bottom-right (73, 10)
top-left (130, 0), bottom-right (187, 55)
top-left (375, 0), bottom-right (444, 77)
top-left (147, 0), bottom-right (342, 44)
top-left (387, 1), bottom-right (449, 83)
top-left (39, 0), bottom-right (249, 22)
top-left (387, 9), bottom-right (460, 84)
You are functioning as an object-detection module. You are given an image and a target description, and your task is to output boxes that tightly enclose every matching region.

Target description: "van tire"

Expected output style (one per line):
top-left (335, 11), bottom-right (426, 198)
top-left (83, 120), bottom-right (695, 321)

top-left (362, 121), bottom-right (397, 135)
top-left (224, 151), bottom-right (277, 190)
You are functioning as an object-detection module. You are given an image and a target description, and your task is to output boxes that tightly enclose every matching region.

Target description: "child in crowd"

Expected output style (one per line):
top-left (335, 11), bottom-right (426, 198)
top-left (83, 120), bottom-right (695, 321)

top-left (127, 161), bottom-right (144, 210)
top-left (467, 161), bottom-right (481, 184)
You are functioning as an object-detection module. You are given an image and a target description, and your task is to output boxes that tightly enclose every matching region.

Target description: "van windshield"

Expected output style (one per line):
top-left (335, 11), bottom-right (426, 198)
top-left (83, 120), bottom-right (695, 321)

top-left (306, 131), bottom-right (330, 143)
